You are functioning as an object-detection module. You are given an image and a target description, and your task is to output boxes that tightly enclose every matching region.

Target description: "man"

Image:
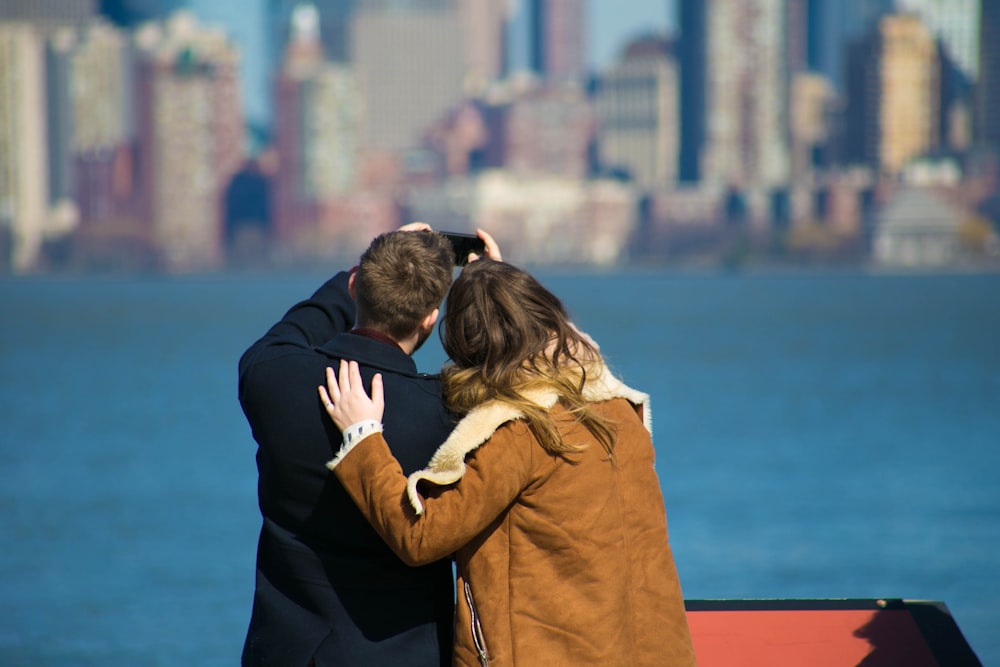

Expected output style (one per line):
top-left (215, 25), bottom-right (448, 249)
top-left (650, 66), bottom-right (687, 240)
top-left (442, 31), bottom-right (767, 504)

top-left (239, 226), bottom-right (456, 666)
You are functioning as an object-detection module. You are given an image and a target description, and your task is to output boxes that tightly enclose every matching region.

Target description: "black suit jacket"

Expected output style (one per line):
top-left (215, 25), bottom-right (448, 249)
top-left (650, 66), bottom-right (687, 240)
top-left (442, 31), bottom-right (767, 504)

top-left (238, 272), bottom-right (455, 667)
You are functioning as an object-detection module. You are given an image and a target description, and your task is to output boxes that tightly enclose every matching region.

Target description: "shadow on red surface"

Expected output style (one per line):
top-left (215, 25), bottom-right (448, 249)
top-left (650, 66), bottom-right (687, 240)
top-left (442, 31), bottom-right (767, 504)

top-left (685, 599), bottom-right (982, 666)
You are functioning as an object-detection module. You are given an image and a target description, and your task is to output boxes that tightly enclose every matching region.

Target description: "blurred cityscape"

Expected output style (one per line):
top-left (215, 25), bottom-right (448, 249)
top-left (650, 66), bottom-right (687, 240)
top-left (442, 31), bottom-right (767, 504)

top-left (1, 0), bottom-right (999, 273)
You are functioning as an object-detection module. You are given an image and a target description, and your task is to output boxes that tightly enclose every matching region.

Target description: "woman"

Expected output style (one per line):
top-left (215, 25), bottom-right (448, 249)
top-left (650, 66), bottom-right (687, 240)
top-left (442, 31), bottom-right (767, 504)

top-left (320, 259), bottom-right (696, 666)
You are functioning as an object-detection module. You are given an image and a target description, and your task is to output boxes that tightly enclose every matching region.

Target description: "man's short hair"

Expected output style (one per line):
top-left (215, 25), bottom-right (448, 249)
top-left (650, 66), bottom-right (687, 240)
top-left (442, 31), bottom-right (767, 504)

top-left (355, 230), bottom-right (454, 340)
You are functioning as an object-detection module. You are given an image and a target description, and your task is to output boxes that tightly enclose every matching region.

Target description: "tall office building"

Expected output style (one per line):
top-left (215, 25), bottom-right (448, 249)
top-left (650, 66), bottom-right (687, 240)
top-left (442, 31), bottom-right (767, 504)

top-left (267, 0), bottom-right (354, 67)
top-left (595, 36), bottom-right (678, 191)
top-left (896, 0), bottom-right (979, 152)
top-left (274, 3), bottom-right (363, 245)
top-left (806, 0), bottom-right (977, 91)
top-left (789, 72), bottom-right (835, 174)
top-left (460, 0), bottom-right (509, 91)
top-left (0, 0), bottom-right (98, 271)
top-left (677, 0), bottom-right (790, 198)
top-left (976, 0), bottom-right (1000, 150)
top-left (895, 0), bottom-right (979, 81)
top-left (846, 14), bottom-right (939, 176)
top-left (45, 29), bottom-right (75, 207)
top-left (528, 0), bottom-right (584, 84)
top-left (98, 0), bottom-right (183, 26)
top-left (68, 21), bottom-right (131, 157)
top-left (0, 0), bottom-right (97, 24)
top-left (133, 12), bottom-right (244, 270)
top-left (676, 0), bottom-right (704, 183)
top-left (0, 24), bottom-right (50, 271)
top-left (268, 0), bottom-right (507, 100)
top-left (786, 0), bottom-right (808, 72)
top-left (806, 0), bottom-right (894, 92)
top-left (68, 19), bottom-right (137, 227)
top-left (503, 84), bottom-right (593, 178)
top-left (0, 4), bottom-right (95, 208)
top-left (351, 0), bottom-right (465, 152)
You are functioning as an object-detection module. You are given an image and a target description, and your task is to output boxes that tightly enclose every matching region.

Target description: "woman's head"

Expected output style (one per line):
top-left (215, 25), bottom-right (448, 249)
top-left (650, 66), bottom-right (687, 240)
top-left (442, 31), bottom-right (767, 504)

top-left (441, 259), bottom-right (603, 381)
top-left (440, 260), bottom-right (613, 453)
top-left (441, 259), bottom-right (571, 373)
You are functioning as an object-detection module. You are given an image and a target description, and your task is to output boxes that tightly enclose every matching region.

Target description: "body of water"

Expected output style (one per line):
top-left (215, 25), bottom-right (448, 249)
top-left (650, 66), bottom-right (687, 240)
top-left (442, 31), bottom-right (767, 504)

top-left (1, 269), bottom-right (998, 665)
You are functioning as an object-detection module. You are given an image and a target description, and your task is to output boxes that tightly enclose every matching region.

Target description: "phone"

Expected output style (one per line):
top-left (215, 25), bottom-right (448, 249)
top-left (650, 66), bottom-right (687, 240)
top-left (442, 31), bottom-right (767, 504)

top-left (441, 231), bottom-right (486, 266)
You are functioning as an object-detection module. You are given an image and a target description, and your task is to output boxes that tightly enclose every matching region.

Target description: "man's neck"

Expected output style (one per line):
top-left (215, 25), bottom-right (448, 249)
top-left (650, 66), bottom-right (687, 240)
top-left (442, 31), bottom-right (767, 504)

top-left (349, 327), bottom-right (406, 353)
top-left (349, 326), bottom-right (425, 355)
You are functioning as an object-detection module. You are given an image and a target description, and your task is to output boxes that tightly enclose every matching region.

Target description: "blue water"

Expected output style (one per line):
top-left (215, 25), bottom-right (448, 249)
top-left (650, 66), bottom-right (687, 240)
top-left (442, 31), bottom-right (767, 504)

top-left (1, 270), bottom-right (998, 665)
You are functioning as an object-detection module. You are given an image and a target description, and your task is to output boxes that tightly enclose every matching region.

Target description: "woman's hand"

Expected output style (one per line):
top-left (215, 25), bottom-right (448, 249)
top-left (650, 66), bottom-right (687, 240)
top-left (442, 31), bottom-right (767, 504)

top-left (469, 228), bottom-right (502, 262)
top-left (318, 359), bottom-right (385, 431)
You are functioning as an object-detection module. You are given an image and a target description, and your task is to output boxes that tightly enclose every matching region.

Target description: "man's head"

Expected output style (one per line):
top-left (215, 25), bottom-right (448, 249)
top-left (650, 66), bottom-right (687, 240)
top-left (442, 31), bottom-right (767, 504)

top-left (352, 230), bottom-right (454, 347)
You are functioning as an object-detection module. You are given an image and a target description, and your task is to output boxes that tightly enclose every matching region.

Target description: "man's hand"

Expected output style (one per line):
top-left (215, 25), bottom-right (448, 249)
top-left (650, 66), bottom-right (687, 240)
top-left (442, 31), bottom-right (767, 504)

top-left (319, 360), bottom-right (385, 432)
top-left (398, 221), bottom-right (432, 233)
top-left (398, 222), bottom-right (502, 261)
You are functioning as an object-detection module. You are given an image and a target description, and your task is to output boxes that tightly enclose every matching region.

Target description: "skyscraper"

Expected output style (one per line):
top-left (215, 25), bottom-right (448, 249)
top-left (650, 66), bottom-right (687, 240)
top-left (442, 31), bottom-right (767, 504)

top-left (895, 0), bottom-right (980, 152)
top-left (261, 0), bottom-right (510, 139)
top-left (595, 36), bottom-right (678, 191)
top-left (787, 0), bottom-right (808, 73)
top-left (267, 0), bottom-right (354, 65)
top-left (528, 0), bottom-right (584, 83)
top-left (459, 0), bottom-right (509, 91)
top-left (46, 29), bottom-right (75, 207)
top-left (0, 0), bottom-right (97, 24)
top-left (806, 0), bottom-right (894, 91)
top-left (68, 19), bottom-right (137, 228)
top-left (351, 0), bottom-right (465, 152)
top-left (846, 13), bottom-right (939, 176)
top-left (676, 0), bottom-right (704, 183)
top-left (273, 3), bottom-right (363, 246)
top-left (0, 24), bottom-right (50, 271)
top-left (895, 0), bottom-right (980, 81)
top-left (976, 0), bottom-right (1000, 150)
top-left (503, 84), bottom-right (593, 179)
top-left (68, 21), bottom-right (132, 155)
top-left (805, 0), bottom-right (976, 92)
top-left (98, 0), bottom-right (183, 26)
top-left (677, 0), bottom-right (790, 199)
top-left (133, 12), bottom-right (244, 270)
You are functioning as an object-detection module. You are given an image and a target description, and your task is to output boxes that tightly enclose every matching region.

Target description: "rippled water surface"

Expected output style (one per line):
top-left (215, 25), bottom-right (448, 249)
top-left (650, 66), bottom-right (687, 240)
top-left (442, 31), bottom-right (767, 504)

top-left (1, 270), bottom-right (998, 665)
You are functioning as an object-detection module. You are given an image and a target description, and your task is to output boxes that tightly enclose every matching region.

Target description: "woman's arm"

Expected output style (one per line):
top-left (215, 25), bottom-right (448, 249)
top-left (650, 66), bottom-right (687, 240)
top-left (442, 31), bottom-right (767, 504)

top-left (320, 360), bottom-right (531, 566)
top-left (332, 430), bottom-right (529, 565)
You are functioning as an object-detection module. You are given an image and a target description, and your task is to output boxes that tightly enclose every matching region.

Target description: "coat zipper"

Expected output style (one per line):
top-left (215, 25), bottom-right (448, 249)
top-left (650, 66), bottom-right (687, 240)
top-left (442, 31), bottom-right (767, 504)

top-left (463, 581), bottom-right (490, 666)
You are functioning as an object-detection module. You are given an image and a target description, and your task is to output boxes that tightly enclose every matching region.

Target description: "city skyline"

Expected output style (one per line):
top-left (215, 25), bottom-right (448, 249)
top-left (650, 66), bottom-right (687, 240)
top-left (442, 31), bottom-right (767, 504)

top-left (1, 0), bottom-right (997, 274)
top-left (187, 0), bottom-right (677, 127)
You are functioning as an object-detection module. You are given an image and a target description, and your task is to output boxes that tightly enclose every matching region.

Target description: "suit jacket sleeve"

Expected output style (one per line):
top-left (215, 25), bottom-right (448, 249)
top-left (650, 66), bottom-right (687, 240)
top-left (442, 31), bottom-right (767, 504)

top-left (333, 429), bottom-right (533, 566)
top-left (238, 271), bottom-right (355, 393)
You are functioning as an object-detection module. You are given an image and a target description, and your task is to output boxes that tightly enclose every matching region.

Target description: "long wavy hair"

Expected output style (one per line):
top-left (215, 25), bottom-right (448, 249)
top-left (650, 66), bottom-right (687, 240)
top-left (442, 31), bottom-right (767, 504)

top-left (440, 260), bottom-right (616, 454)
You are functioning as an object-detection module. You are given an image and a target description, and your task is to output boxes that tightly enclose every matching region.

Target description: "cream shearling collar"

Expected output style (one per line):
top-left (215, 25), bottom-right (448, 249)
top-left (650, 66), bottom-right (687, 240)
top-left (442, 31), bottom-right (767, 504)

top-left (405, 364), bottom-right (651, 514)
top-left (326, 363), bottom-right (651, 514)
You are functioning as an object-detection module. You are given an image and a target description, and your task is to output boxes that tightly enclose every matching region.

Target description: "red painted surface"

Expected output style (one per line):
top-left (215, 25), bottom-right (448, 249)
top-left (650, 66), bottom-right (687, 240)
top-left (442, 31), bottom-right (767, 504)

top-left (687, 609), bottom-right (939, 667)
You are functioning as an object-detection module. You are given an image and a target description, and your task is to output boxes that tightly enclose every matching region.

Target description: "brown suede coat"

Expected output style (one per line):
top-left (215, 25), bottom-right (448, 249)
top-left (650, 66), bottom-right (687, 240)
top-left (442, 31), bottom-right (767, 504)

top-left (329, 368), bottom-right (696, 666)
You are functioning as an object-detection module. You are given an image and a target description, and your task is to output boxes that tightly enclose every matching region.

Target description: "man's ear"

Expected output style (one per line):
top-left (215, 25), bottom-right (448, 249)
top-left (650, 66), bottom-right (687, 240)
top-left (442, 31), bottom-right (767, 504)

top-left (421, 308), bottom-right (439, 333)
top-left (348, 269), bottom-right (357, 299)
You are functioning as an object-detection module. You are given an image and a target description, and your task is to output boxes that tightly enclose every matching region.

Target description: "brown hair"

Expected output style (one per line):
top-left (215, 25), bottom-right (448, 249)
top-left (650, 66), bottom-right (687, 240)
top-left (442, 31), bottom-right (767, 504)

top-left (354, 231), bottom-right (454, 340)
top-left (440, 259), bottom-right (615, 454)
